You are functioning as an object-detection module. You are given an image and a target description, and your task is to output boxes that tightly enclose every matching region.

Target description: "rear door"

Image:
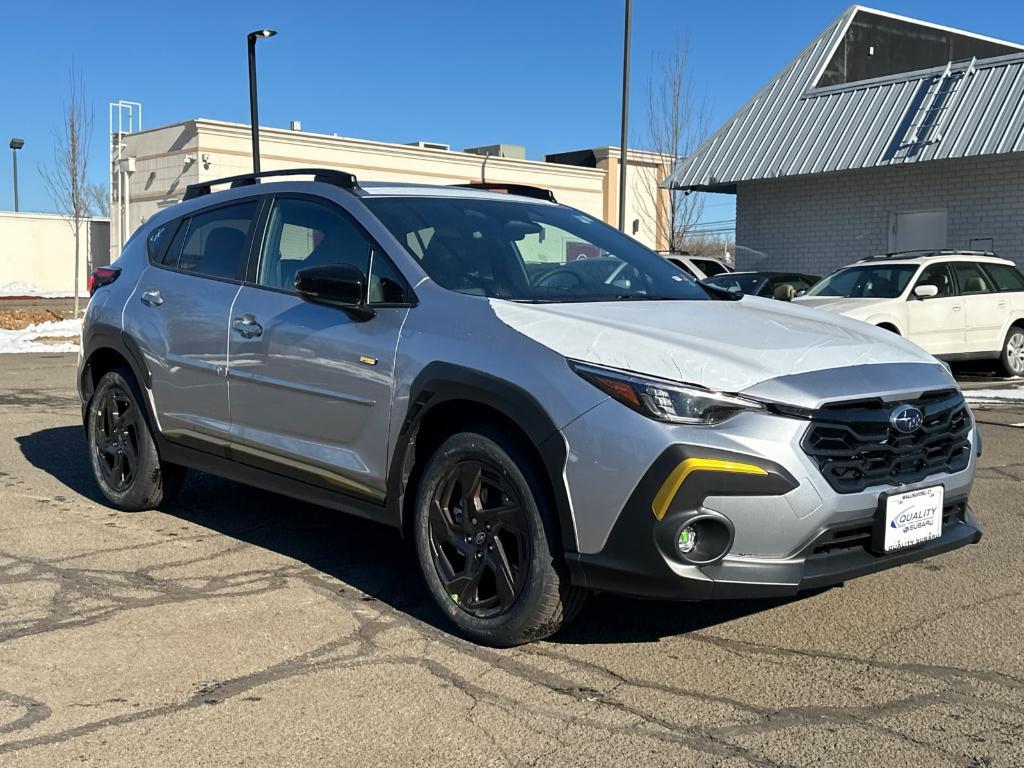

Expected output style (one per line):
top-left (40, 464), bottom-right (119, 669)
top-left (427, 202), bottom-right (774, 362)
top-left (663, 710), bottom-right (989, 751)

top-left (953, 261), bottom-right (1003, 352)
top-left (906, 262), bottom-right (965, 355)
top-left (227, 194), bottom-right (412, 501)
top-left (125, 198), bottom-right (260, 450)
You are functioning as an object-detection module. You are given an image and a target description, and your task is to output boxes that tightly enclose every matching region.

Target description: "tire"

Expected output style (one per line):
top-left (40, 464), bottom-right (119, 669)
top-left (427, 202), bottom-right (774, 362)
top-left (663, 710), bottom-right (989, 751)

top-left (413, 429), bottom-right (586, 646)
top-left (1001, 325), bottom-right (1024, 378)
top-left (86, 368), bottom-right (185, 511)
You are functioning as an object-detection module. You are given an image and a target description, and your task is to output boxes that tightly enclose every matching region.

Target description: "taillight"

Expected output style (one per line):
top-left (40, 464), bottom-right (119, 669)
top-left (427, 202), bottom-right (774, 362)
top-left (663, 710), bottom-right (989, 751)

top-left (88, 267), bottom-right (121, 296)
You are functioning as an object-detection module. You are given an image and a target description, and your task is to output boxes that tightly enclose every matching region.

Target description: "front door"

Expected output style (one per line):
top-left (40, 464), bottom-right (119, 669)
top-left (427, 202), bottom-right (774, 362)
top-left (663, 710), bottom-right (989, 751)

top-left (227, 194), bottom-right (411, 501)
top-left (124, 199), bottom-right (259, 449)
top-left (905, 262), bottom-right (964, 355)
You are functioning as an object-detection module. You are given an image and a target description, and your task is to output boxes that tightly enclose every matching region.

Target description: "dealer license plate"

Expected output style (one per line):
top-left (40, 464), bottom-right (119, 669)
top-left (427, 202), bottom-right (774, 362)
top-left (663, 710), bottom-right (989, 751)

top-left (881, 486), bottom-right (944, 552)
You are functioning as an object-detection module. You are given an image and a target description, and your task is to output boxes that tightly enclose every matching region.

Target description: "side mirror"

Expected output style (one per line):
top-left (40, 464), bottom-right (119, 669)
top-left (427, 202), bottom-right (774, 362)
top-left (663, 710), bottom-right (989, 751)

top-left (295, 263), bottom-right (373, 318)
top-left (913, 284), bottom-right (939, 299)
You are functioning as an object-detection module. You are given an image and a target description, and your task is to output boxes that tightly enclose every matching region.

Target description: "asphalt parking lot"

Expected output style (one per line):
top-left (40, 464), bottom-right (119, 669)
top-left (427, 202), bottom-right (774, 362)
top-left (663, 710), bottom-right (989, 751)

top-left (1, 353), bottom-right (1023, 767)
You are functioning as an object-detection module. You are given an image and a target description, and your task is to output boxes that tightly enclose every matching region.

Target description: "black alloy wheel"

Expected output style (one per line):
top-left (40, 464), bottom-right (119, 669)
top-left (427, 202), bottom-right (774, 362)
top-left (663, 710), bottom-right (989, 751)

top-left (92, 383), bottom-right (142, 493)
top-left (427, 459), bottom-right (531, 618)
top-left (86, 368), bottom-right (185, 511)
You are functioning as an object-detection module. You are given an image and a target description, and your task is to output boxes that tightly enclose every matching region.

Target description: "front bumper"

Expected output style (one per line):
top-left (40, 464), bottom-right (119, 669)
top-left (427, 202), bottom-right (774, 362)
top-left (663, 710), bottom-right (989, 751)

top-left (559, 395), bottom-right (981, 601)
top-left (567, 502), bottom-right (981, 600)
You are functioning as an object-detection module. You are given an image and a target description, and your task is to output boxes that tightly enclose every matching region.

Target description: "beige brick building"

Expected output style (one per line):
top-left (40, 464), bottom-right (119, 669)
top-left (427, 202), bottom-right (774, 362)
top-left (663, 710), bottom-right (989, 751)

top-left (110, 118), bottom-right (669, 261)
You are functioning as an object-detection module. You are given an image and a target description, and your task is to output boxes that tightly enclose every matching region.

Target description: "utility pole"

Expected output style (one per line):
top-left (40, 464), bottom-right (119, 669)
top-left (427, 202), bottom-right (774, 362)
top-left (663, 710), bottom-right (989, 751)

top-left (618, 0), bottom-right (632, 232)
top-left (247, 29), bottom-right (277, 175)
top-left (9, 138), bottom-right (24, 212)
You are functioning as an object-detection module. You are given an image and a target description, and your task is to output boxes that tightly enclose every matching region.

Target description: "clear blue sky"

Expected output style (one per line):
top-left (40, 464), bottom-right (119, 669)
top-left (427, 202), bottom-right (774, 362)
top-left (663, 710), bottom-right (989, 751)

top-left (2, 0), bottom-right (1021, 218)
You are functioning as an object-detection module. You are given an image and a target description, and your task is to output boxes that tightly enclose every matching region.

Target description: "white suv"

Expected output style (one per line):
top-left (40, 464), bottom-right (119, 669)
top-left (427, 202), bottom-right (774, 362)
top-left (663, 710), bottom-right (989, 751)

top-left (794, 251), bottom-right (1024, 376)
top-left (661, 252), bottom-right (733, 280)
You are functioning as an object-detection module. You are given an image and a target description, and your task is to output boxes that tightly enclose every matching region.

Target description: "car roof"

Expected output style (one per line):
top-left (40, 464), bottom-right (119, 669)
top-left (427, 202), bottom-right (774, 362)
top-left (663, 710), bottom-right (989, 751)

top-left (854, 251), bottom-right (1015, 267)
top-left (357, 180), bottom-right (555, 204)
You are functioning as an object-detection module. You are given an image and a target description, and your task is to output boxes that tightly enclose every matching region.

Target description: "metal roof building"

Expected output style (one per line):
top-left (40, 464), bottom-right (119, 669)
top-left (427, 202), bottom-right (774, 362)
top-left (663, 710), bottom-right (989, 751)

top-left (666, 6), bottom-right (1024, 273)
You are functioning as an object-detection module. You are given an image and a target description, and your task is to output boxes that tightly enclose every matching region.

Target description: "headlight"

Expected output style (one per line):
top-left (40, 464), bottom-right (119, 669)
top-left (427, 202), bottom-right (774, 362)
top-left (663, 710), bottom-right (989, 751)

top-left (569, 360), bottom-right (764, 425)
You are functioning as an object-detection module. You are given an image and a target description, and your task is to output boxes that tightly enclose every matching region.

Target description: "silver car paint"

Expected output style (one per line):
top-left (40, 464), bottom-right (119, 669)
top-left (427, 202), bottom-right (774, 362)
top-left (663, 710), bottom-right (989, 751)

top-left (82, 180), bottom-right (979, 592)
top-left (123, 264), bottom-right (242, 446)
top-left (489, 294), bottom-right (937, 393)
top-left (227, 285), bottom-right (409, 499)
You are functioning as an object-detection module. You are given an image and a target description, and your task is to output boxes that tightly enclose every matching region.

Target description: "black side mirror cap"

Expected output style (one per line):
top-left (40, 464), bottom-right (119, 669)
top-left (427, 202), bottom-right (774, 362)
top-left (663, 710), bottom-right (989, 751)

top-left (295, 264), bottom-right (374, 319)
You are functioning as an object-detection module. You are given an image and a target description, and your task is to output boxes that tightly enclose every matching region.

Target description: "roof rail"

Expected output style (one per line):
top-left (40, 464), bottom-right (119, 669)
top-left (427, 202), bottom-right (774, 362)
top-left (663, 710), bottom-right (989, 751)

top-left (451, 182), bottom-right (557, 203)
top-left (183, 167), bottom-right (359, 201)
top-left (857, 249), bottom-right (996, 262)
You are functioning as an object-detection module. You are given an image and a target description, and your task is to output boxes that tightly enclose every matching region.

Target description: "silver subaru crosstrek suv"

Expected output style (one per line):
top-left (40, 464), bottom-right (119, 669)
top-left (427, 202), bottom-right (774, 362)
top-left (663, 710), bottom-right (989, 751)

top-left (79, 168), bottom-right (982, 646)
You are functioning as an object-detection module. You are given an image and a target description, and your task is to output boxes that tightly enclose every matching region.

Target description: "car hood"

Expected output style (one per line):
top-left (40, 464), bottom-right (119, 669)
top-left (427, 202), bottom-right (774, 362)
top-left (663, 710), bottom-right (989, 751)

top-left (791, 296), bottom-right (891, 315)
top-left (490, 296), bottom-right (937, 394)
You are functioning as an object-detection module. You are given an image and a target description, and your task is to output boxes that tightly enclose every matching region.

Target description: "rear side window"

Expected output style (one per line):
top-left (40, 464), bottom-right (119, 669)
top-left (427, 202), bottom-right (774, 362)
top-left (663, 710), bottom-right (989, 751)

top-left (984, 263), bottom-right (1024, 292)
top-left (146, 219), bottom-right (180, 264)
top-left (176, 201), bottom-right (258, 280)
top-left (953, 262), bottom-right (993, 295)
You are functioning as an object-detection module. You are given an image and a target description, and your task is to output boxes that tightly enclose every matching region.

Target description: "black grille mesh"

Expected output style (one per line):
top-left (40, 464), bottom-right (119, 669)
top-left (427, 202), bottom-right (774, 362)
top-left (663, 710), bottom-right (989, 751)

top-left (801, 390), bottom-right (972, 494)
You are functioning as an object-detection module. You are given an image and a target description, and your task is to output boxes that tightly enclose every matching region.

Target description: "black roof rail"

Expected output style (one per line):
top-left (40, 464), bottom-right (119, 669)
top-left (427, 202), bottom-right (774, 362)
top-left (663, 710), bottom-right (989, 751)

top-left (183, 167), bottom-right (359, 201)
top-left (451, 182), bottom-right (557, 203)
top-left (857, 249), bottom-right (997, 262)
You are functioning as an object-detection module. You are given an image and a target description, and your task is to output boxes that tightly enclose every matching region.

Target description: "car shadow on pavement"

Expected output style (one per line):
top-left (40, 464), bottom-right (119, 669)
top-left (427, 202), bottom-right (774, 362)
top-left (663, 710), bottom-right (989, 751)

top-left (18, 425), bottom-right (818, 644)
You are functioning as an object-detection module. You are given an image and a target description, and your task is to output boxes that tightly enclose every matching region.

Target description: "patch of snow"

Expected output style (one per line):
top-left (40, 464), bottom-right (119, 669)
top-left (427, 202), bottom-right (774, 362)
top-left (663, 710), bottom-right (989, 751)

top-left (965, 386), bottom-right (1024, 404)
top-left (0, 281), bottom-right (78, 298)
top-left (0, 319), bottom-right (82, 354)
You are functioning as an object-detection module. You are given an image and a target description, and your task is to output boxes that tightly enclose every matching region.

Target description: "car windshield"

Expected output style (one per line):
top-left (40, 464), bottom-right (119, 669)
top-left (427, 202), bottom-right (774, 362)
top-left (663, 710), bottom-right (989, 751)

top-left (702, 273), bottom-right (767, 294)
top-left (363, 196), bottom-right (710, 302)
top-left (805, 264), bottom-right (918, 299)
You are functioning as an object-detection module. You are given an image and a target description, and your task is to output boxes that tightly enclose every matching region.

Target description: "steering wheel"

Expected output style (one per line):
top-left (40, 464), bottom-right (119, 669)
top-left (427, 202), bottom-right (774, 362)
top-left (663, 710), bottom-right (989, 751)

top-left (536, 268), bottom-right (584, 290)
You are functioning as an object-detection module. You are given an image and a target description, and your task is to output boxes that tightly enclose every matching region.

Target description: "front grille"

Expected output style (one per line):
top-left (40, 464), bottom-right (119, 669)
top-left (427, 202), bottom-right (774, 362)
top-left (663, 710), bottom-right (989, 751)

top-left (809, 503), bottom-right (965, 557)
top-left (801, 389), bottom-right (972, 494)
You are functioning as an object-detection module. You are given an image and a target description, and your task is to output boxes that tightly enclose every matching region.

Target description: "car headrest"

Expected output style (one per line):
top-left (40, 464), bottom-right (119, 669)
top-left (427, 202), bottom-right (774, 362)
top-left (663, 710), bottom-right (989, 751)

top-left (965, 276), bottom-right (988, 293)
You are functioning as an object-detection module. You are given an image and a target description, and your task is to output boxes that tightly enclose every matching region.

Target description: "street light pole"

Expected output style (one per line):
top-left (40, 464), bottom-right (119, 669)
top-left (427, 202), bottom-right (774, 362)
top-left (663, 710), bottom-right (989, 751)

top-left (9, 138), bottom-right (24, 212)
top-left (247, 29), bottom-right (277, 175)
top-left (617, 0), bottom-right (632, 233)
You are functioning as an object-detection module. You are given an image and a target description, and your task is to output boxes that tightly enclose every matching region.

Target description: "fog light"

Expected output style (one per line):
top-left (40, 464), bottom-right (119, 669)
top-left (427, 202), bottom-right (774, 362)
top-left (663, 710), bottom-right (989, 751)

top-left (677, 525), bottom-right (697, 554)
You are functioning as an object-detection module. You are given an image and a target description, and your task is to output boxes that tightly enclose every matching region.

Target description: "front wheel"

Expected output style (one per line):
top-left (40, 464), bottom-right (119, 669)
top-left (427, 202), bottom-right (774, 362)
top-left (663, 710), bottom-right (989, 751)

top-left (413, 429), bottom-right (585, 646)
top-left (86, 369), bottom-right (185, 511)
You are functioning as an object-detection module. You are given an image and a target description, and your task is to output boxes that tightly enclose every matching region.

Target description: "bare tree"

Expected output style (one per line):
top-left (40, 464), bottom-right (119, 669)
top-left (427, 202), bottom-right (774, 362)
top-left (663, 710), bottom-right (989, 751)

top-left (40, 69), bottom-right (93, 316)
top-left (85, 182), bottom-right (109, 217)
top-left (637, 37), bottom-right (710, 252)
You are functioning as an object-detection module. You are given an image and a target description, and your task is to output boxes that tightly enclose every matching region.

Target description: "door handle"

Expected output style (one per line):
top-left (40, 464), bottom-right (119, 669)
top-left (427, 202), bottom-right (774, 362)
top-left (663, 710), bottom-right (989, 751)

top-left (140, 289), bottom-right (163, 307)
top-left (952, 305), bottom-right (962, 311)
top-left (232, 314), bottom-right (263, 338)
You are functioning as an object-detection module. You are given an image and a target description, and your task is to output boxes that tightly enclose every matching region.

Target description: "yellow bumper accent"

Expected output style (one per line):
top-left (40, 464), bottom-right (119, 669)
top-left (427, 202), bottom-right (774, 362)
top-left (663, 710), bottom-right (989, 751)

top-left (651, 458), bottom-right (768, 520)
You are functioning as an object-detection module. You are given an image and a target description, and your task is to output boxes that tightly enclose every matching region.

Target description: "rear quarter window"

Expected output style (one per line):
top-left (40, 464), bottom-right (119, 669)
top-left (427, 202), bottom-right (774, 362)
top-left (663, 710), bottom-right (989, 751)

top-left (146, 219), bottom-right (181, 264)
top-left (984, 263), bottom-right (1024, 292)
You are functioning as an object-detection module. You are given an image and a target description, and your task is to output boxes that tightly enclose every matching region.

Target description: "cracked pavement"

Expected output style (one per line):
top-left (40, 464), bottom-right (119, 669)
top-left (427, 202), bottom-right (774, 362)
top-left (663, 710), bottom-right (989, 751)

top-left (1, 352), bottom-right (1022, 767)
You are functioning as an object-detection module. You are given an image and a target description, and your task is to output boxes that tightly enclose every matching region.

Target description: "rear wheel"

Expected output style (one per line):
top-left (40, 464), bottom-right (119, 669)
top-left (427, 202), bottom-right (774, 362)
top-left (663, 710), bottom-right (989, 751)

top-left (414, 429), bottom-right (585, 646)
top-left (1001, 326), bottom-right (1024, 377)
top-left (86, 369), bottom-right (185, 511)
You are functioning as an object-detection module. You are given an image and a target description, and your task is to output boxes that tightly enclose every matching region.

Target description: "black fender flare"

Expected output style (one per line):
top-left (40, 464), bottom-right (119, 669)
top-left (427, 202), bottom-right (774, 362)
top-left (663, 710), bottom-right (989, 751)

top-left (386, 362), bottom-right (579, 553)
top-left (79, 321), bottom-right (152, 422)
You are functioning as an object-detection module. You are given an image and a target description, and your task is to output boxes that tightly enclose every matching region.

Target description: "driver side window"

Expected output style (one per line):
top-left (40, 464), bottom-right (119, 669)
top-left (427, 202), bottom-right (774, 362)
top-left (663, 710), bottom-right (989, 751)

top-left (257, 197), bottom-right (372, 292)
top-left (914, 263), bottom-right (955, 297)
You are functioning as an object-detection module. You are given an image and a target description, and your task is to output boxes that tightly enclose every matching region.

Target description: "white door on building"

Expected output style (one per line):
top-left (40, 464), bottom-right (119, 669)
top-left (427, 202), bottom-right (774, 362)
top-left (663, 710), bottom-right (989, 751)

top-left (889, 210), bottom-right (947, 253)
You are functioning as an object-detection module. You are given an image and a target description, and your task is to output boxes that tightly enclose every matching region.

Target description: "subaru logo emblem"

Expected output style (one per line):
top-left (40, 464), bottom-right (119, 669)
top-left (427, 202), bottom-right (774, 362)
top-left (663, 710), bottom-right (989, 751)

top-left (890, 404), bottom-right (924, 434)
